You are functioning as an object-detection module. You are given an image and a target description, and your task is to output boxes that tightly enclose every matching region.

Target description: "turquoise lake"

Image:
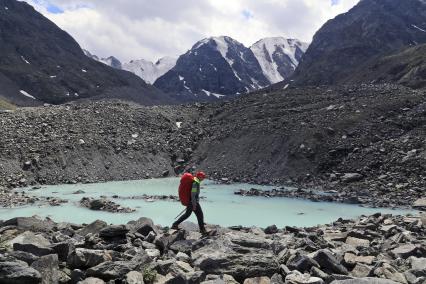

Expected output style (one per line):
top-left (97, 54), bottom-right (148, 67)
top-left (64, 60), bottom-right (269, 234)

top-left (0, 178), bottom-right (414, 228)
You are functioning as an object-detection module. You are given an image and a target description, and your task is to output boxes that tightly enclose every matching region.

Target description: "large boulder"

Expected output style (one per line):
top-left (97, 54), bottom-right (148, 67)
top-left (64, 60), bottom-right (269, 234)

top-left (127, 217), bottom-right (158, 236)
top-left (86, 261), bottom-right (141, 281)
top-left (125, 271), bottom-right (145, 284)
top-left (313, 250), bottom-right (348, 275)
top-left (193, 231), bottom-right (279, 282)
top-left (285, 271), bottom-right (324, 284)
top-left (3, 217), bottom-right (55, 232)
top-left (0, 261), bottom-right (42, 284)
top-left (287, 255), bottom-right (320, 273)
top-left (30, 254), bottom-right (59, 284)
top-left (243, 276), bottom-right (271, 284)
top-left (391, 244), bottom-right (423, 259)
top-left (77, 277), bottom-right (106, 284)
top-left (67, 248), bottom-right (112, 269)
top-left (330, 278), bottom-right (399, 284)
top-left (99, 225), bottom-right (129, 239)
top-left (77, 220), bottom-right (108, 236)
top-left (11, 231), bottom-right (54, 256)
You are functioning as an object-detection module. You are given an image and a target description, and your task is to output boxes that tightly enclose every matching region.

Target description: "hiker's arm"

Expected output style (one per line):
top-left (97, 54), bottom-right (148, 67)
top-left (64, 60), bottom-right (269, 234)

top-left (191, 182), bottom-right (198, 210)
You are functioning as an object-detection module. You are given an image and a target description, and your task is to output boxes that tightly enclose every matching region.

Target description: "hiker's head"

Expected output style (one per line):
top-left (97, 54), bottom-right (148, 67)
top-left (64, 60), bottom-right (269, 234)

top-left (196, 171), bottom-right (206, 181)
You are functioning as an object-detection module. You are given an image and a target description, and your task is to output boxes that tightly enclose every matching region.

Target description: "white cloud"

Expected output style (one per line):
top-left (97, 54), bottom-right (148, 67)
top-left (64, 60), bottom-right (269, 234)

top-left (22, 0), bottom-right (360, 62)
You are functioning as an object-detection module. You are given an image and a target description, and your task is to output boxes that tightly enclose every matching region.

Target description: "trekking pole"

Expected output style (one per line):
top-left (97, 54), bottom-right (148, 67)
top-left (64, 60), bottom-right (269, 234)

top-left (175, 208), bottom-right (187, 219)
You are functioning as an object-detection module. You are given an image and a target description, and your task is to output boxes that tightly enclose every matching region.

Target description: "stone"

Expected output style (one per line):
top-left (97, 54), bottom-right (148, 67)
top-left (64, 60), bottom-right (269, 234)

top-left (344, 253), bottom-right (375, 266)
top-left (125, 271), bottom-right (145, 284)
top-left (264, 225), bottom-right (278, 234)
top-left (170, 239), bottom-right (194, 255)
top-left (67, 248), bottom-right (112, 269)
top-left (0, 261), bottom-right (42, 284)
top-left (391, 244), bottom-right (420, 259)
top-left (77, 220), bottom-right (108, 236)
top-left (270, 273), bottom-right (284, 284)
top-left (345, 237), bottom-right (370, 247)
top-left (3, 217), bottom-right (55, 232)
top-left (86, 261), bottom-right (140, 281)
top-left (285, 272), bottom-right (324, 284)
top-left (341, 173), bottom-right (363, 183)
top-left (146, 248), bottom-right (161, 258)
top-left (30, 254), bottom-right (59, 284)
top-left (11, 231), bottom-right (54, 256)
top-left (373, 263), bottom-right (408, 284)
top-left (176, 252), bottom-right (190, 262)
top-left (243, 276), bottom-right (271, 284)
top-left (50, 242), bottom-right (75, 262)
top-left (8, 250), bottom-right (39, 265)
top-left (330, 278), bottom-right (399, 284)
top-left (287, 255), bottom-right (320, 273)
top-left (350, 264), bottom-right (373, 278)
top-left (71, 269), bottom-right (85, 283)
top-left (413, 199), bottom-right (426, 209)
top-left (77, 277), bottom-right (106, 284)
top-left (313, 249), bottom-right (348, 275)
top-left (409, 257), bottom-right (426, 271)
top-left (99, 225), bottom-right (129, 239)
top-left (128, 217), bottom-right (157, 236)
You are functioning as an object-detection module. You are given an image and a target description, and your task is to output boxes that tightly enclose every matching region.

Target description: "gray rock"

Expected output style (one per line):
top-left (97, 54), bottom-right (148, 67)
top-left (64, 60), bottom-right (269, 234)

top-left (128, 217), bottom-right (157, 236)
top-left (3, 217), bottom-right (55, 232)
top-left (409, 257), bottom-right (426, 271)
top-left (86, 261), bottom-right (140, 281)
top-left (77, 220), bottom-right (107, 236)
top-left (77, 277), bottom-right (106, 284)
top-left (11, 231), bottom-right (54, 256)
top-left (287, 255), bottom-right (320, 273)
top-left (341, 173), bottom-right (363, 183)
top-left (264, 225), bottom-right (279, 234)
top-left (413, 199), bottom-right (426, 210)
top-left (350, 264), bottom-right (373, 278)
top-left (50, 242), bottom-right (75, 262)
top-left (99, 225), bottom-right (129, 239)
top-left (285, 271), bottom-right (324, 284)
top-left (313, 249), bottom-right (348, 275)
top-left (271, 273), bottom-right (285, 284)
top-left (0, 261), bottom-right (42, 284)
top-left (345, 237), bottom-right (370, 247)
top-left (125, 271), bottom-right (144, 284)
top-left (170, 239), bottom-right (194, 255)
top-left (243, 276), bottom-right (271, 284)
top-left (391, 244), bottom-right (421, 259)
top-left (67, 248), bottom-right (112, 269)
top-left (8, 250), bottom-right (39, 265)
top-left (330, 278), bottom-right (399, 283)
top-left (71, 269), bottom-right (85, 283)
top-left (30, 254), bottom-right (59, 284)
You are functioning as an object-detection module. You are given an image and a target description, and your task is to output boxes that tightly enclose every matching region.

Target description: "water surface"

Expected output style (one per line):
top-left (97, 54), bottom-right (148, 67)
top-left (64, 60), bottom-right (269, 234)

top-left (0, 178), bottom-right (413, 227)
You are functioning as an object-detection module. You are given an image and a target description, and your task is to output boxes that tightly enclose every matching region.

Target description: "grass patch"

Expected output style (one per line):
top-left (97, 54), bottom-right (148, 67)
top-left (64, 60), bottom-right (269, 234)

top-left (0, 98), bottom-right (16, 110)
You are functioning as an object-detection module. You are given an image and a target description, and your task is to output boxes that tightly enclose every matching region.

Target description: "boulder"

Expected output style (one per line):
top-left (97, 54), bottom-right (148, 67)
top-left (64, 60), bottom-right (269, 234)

top-left (330, 277), bottom-right (399, 283)
top-left (0, 261), bottom-right (42, 284)
top-left (30, 254), bottom-right (59, 284)
top-left (313, 249), bottom-right (348, 275)
top-left (270, 273), bottom-right (284, 284)
top-left (391, 244), bottom-right (421, 259)
top-left (86, 261), bottom-right (140, 281)
top-left (413, 199), bottom-right (426, 210)
top-left (8, 251), bottom-right (39, 265)
top-left (11, 231), bottom-right (54, 256)
top-left (128, 217), bottom-right (157, 236)
top-left (409, 257), bottom-right (426, 271)
top-left (50, 242), bottom-right (75, 262)
top-left (243, 276), bottom-right (271, 284)
top-left (125, 271), bottom-right (144, 284)
top-left (77, 277), bottom-right (106, 284)
top-left (77, 220), bottom-right (107, 236)
top-left (341, 173), bottom-right (363, 183)
top-left (3, 217), bottom-right (55, 232)
top-left (344, 253), bottom-right (375, 267)
top-left (350, 264), bottom-right (374, 278)
top-left (264, 225), bottom-right (278, 234)
top-left (99, 225), bottom-right (129, 239)
top-left (170, 240), bottom-right (194, 255)
top-left (345, 237), bottom-right (370, 247)
top-left (67, 248), bottom-right (112, 269)
top-left (373, 263), bottom-right (408, 284)
top-left (287, 255), bottom-right (320, 273)
top-left (285, 271), bottom-right (324, 284)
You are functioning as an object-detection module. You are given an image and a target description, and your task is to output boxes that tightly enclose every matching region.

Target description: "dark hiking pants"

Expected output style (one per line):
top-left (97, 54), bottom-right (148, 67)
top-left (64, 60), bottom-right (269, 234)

top-left (173, 202), bottom-right (205, 231)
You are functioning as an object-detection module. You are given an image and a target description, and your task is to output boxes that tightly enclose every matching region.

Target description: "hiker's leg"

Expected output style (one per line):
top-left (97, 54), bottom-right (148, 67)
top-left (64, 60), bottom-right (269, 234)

top-left (173, 205), bottom-right (192, 226)
top-left (194, 203), bottom-right (206, 231)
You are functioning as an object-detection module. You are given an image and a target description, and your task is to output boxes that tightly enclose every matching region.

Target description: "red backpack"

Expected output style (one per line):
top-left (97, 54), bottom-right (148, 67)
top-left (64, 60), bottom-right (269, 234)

top-left (178, 173), bottom-right (194, 206)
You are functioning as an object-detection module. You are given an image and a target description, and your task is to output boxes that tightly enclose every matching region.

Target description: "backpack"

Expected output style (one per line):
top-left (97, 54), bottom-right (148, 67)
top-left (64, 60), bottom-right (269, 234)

top-left (178, 173), bottom-right (194, 206)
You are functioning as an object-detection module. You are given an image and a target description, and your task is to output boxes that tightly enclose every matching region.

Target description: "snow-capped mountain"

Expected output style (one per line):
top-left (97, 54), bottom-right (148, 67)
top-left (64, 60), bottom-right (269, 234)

top-left (83, 50), bottom-right (122, 69)
top-left (154, 36), bottom-right (308, 101)
top-left (250, 37), bottom-right (309, 84)
top-left (154, 36), bottom-right (269, 101)
top-left (122, 57), bottom-right (177, 84)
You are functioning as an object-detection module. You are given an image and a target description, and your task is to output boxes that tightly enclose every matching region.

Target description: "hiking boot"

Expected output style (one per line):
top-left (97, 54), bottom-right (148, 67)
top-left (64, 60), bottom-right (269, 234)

top-left (171, 223), bottom-right (179, 230)
top-left (200, 228), bottom-right (208, 236)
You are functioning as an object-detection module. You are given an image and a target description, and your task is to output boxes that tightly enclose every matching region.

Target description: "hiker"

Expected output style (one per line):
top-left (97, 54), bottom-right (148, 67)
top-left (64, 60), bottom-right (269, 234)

top-left (172, 171), bottom-right (207, 235)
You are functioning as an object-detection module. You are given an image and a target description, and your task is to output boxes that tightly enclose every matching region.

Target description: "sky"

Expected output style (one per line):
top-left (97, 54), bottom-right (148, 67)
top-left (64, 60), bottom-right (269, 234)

top-left (23, 0), bottom-right (360, 63)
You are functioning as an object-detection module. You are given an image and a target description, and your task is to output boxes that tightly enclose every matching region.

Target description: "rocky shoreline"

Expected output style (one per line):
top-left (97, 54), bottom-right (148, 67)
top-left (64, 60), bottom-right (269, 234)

top-left (0, 213), bottom-right (425, 284)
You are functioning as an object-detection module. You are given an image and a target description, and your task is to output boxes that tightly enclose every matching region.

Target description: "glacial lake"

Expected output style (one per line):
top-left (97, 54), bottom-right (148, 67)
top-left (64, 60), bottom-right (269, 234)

top-left (0, 178), bottom-right (414, 228)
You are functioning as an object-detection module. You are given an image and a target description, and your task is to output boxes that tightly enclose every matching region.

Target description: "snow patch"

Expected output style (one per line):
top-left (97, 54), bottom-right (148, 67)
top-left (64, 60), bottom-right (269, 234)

top-left (283, 84), bottom-right (289, 90)
top-left (251, 37), bottom-right (309, 84)
top-left (179, 75), bottom-right (184, 81)
top-left (81, 69), bottom-right (87, 73)
top-left (202, 89), bottom-right (225, 99)
top-left (50, 75), bottom-right (57, 78)
top-left (5, 6), bottom-right (8, 10)
top-left (412, 24), bottom-right (426, 32)
top-left (20, 56), bottom-right (30, 65)
top-left (74, 93), bottom-right (79, 97)
top-left (122, 56), bottom-right (177, 84)
top-left (20, 90), bottom-right (36, 100)
top-left (176, 122), bottom-right (182, 128)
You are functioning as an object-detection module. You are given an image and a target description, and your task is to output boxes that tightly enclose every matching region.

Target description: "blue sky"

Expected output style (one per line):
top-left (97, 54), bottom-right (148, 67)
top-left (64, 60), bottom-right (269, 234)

top-left (25, 0), bottom-right (359, 62)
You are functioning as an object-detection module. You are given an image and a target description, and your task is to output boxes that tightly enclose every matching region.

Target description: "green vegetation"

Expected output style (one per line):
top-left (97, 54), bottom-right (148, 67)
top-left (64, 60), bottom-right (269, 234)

top-left (143, 267), bottom-right (157, 284)
top-left (0, 98), bottom-right (16, 110)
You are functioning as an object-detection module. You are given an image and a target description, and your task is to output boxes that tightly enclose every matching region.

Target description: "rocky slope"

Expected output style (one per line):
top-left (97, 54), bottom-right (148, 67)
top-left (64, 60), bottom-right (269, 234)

top-left (0, 84), bottom-right (424, 208)
top-left (0, 0), bottom-right (170, 107)
top-left (0, 214), bottom-right (425, 283)
top-left (292, 0), bottom-right (426, 87)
